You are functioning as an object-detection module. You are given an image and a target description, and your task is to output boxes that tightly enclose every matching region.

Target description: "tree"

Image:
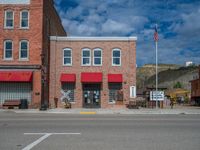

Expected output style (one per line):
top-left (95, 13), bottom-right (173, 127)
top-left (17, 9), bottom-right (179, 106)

top-left (173, 81), bottom-right (182, 89)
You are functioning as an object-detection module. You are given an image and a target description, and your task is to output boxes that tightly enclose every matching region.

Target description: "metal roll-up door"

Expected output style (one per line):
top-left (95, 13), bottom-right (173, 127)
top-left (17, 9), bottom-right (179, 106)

top-left (0, 82), bottom-right (32, 105)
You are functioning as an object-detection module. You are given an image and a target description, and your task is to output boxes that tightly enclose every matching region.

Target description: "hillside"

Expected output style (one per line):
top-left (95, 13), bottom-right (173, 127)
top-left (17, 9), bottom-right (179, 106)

top-left (137, 64), bottom-right (199, 91)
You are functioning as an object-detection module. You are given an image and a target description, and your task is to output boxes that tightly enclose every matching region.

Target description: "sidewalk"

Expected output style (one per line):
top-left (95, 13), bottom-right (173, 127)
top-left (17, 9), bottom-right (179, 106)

top-left (1, 106), bottom-right (200, 115)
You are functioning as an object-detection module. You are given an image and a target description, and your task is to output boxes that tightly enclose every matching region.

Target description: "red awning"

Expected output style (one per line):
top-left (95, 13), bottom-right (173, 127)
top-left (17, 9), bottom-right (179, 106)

top-left (0, 71), bottom-right (32, 82)
top-left (81, 72), bottom-right (102, 83)
top-left (60, 74), bottom-right (76, 82)
top-left (108, 74), bottom-right (123, 82)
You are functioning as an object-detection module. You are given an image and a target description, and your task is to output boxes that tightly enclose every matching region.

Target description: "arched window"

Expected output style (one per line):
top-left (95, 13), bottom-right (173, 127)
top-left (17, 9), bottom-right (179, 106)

top-left (82, 48), bottom-right (91, 66)
top-left (4, 40), bottom-right (13, 60)
top-left (93, 48), bottom-right (102, 66)
top-left (63, 48), bottom-right (72, 66)
top-left (4, 10), bottom-right (14, 28)
top-left (19, 40), bottom-right (29, 60)
top-left (20, 10), bottom-right (29, 28)
top-left (112, 48), bottom-right (121, 66)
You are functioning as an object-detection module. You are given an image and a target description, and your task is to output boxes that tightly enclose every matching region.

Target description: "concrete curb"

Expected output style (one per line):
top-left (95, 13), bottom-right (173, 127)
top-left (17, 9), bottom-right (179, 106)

top-left (1, 108), bottom-right (200, 115)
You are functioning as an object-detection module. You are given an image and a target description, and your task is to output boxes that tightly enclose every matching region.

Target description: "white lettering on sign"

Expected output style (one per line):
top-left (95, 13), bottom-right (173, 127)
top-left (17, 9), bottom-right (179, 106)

top-left (150, 91), bottom-right (165, 101)
top-left (0, 0), bottom-right (30, 4)
top-left (61, 89), bottom-right (71, 102)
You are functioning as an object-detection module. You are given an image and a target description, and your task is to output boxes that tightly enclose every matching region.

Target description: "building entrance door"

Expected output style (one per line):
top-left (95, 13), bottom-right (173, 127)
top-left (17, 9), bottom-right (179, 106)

top-left (83, 84), bottom-right (101, 108)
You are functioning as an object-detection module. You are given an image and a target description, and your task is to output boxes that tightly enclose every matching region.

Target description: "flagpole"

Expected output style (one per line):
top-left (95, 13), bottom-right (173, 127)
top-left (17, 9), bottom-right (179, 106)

top-left (154, 24), bottom-right (158, 109)
top-left (156, 40), bottom-right (158, 109)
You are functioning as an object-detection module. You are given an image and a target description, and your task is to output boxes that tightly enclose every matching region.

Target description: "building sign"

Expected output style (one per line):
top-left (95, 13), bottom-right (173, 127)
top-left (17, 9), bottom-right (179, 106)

top-left (0, 0), bottom-right (30, 4)
top-left (150, 91), bottom-right (164, 101)
top-left (130, 86), bottom-right (136, 98)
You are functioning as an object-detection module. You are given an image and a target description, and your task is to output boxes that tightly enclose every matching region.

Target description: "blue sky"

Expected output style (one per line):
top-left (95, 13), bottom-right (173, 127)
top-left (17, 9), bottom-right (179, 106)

top-left (54, 0), bottom-right (200, 67)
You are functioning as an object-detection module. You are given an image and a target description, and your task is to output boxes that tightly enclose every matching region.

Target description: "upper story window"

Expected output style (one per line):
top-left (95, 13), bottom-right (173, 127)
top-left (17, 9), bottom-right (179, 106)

top-left (82, 48), bottom-right (91, 66)
top-left (4, 10), bottom-right (14, 29)
top-left (112, 48), bottom-right (121, 66)
top-left (63, 48), bottom-right (72, 66)
top-left (19, 40), bottom-right (29, 60)
top-left (93, 48), bottom-right (102, 66)
top-left (20, 10), bottom-right (29, 28)
top-left (4, 40), bottom-right (13, 60)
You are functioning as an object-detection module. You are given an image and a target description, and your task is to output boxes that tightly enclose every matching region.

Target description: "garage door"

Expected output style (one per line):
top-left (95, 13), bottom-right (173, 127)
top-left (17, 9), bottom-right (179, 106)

top-left (0, 82), bottom-right (32, 105)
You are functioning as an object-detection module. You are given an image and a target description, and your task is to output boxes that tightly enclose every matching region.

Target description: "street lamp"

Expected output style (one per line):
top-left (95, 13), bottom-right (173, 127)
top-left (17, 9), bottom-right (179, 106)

top-left (40, 53), bottom-right (47, 111)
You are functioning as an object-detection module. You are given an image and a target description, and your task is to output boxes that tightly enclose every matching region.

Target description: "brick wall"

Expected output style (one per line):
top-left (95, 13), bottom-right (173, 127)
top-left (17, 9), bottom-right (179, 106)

top-left (49, 38), bottom-right (137, 108)
top-left (0, 0), bottom-right (43, 65)
top-left (0, 0), bottom-right (66, 108)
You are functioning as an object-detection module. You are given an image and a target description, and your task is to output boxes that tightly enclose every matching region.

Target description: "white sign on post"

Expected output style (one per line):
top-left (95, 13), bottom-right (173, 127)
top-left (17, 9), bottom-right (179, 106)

top-left (150, 91), bottom-right (164, 101)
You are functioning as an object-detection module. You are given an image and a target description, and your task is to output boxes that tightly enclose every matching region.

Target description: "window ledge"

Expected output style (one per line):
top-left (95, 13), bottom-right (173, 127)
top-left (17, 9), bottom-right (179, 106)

top-left (63, 64), bottom-right (72, 67)
top-left (108, 101), bottom-right (116, 104)
top-left (3, 58), bottom-right (13, 61)
top-left (81, 65), bottom-right (91, 66)
top-left (19, 27), bottom-right (29, 30)
top-left (4, 27), bottom-right (14, 30)
top-left (18, 59), bottom-right (29, 61)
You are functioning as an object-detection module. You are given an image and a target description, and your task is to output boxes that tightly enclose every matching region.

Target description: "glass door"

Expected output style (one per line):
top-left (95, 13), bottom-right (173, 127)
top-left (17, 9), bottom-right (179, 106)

top-left (83, 84), bottom-right (101, 108)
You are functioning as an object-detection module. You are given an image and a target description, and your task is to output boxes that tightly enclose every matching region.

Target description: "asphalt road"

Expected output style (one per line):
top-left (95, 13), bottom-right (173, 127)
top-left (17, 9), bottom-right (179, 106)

top-left (0, 112), bottom-right (200, 150)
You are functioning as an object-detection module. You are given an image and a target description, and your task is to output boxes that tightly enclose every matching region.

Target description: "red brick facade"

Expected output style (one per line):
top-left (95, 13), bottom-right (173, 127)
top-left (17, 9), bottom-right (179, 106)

top-left (49, 37), bottom-right (137, 108)
top-left (0, 0), bottom-right (66, 108)
top-left (191, 66), bottom-right (200, 105)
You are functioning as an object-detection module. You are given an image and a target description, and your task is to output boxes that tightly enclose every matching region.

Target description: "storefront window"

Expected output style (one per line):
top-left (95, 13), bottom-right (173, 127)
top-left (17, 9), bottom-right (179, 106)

top-left (109, 83), bottom-right (123, 103)
top-left (61, 83), bottom-right (75, 102)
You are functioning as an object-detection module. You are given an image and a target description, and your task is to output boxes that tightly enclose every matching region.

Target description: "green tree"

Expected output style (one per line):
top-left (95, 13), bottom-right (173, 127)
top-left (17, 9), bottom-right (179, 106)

top-left (173, 81), bottom-right (182, 89)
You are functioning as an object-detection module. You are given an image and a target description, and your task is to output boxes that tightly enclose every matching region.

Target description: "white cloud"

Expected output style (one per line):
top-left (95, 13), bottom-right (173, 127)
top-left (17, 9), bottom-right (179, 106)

top-left (102, 19), bottom-right (133, 35)
top-left (54, 0), bottom-right (200, 66)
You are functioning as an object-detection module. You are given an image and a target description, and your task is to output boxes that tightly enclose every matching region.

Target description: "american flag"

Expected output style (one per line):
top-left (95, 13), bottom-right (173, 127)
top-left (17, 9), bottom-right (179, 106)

top-left (154, 24), bottom-right (159, 42)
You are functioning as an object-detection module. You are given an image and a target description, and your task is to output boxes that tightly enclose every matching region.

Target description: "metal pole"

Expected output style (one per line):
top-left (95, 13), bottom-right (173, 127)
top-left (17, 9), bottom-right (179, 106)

top-left (156, 41), bottom-right (158, 109)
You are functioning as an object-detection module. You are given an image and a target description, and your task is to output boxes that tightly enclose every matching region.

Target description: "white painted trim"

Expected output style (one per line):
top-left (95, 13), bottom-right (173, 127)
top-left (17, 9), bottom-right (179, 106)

top-left (112, 48), bottom-right (121, 66)
top-left (93, 48), bottom-right (102, 66)
top-left (20, 10), bottom-right (29, 29)
top-left (63, 48), bottom-right (72, 66)
top-left (0, 0), bottom-right (30, 4)
top-left (81, 48), bottom-right (91, 66)
top-left (4, 10), bottom-right (14, 29)
top-left (4, 40), bottom-right (13, 60)
top-left (19, 40), bottom-right (29, 61)
top-left (50, 36), bottom-right (137, 41)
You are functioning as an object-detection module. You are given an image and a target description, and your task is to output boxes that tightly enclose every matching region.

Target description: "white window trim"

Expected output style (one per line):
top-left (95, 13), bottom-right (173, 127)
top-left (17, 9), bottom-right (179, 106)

top-left (130, 86), bottom-right (136, 98)
top-left (81, 48), bottom-right (91, 66)
top-left (19, 40), bottom-right (29, 61)
top-left (4, 40), bottom-right (13, 60)
top-left (20, 10), bottom-right (29, 29)
top-left (112, 48), bottom-right (121, 66)
top-left (93, 48), bottom-right (102, 66)
top-left (63, 48), bottom-right (72, 66)
top-left (4, 10), bottom-right (14, 29)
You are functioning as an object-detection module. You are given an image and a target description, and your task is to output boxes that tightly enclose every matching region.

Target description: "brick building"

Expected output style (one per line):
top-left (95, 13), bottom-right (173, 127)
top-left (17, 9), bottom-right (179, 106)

top-left (49, 37), bottom-right (137, 108)
top-left (190, 66), bottom-right (200, 105)
top-left (0, 0), bottom-right (66, 108)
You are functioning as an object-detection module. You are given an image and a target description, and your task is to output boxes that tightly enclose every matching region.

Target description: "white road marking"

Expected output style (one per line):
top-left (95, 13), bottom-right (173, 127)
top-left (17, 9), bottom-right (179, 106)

top-left (24, 133), bottom-right (81, 135)
top-left (22, 132), bottom-right (81, 150)
top-left (22, 133), bottom-right (51, 150)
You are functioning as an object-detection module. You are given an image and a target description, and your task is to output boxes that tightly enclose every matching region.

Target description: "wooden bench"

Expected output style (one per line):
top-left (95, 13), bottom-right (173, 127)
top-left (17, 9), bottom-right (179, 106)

top-left (3, 100), bottom-right (21, 109)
